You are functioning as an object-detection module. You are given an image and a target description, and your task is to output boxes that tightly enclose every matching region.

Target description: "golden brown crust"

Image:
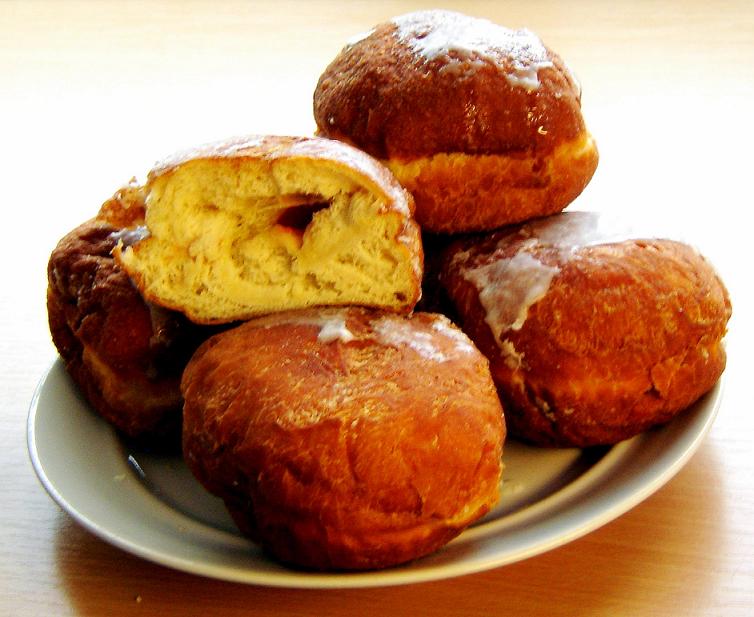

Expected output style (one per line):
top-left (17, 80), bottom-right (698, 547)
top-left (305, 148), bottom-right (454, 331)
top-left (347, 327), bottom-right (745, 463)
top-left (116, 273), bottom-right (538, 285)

top-left (96, 179), bottom-right (147, 228)
top-left (314, 10), bottom-right (598, 232)
top-left (385, 134), bottom-right (598, 233)
top-left (181, 307), bottom-right (505, 570)
top-left (440, 212), bottom-right (731, 447)
top-left (47, 217), bottom-right (214, 443)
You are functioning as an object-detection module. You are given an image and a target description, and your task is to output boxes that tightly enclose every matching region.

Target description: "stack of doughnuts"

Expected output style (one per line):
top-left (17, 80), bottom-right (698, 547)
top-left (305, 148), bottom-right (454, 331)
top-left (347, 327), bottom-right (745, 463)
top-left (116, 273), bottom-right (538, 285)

top-left (47, 9), bottom-right (731, 571)
top-left (313, 8), bottom-right (729, 446)
top-left (47, 131), bottom-right (504, 570)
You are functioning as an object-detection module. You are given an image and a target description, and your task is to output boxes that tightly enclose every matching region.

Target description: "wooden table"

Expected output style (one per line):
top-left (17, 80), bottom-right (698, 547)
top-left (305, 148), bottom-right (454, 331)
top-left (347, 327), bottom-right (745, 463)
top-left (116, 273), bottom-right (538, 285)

top-left (2, 1), bottom-right (752, 615)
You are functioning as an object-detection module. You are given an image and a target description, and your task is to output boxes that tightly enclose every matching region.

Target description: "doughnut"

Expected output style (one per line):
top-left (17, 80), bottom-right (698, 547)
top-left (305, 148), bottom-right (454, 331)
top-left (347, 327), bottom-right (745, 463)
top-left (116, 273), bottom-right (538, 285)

top-left (314, 9), bottom-right (599, 233)
top-left (114, 135), bottom-right (423, 324)
top-left (440, 212), bottom-right (731, 447)
top-left (181, 307), bottom-right (505, 570)
top-left (47, 185), bottom-right (214, 443)
top-left (96, 177), bottom-right (147, 228)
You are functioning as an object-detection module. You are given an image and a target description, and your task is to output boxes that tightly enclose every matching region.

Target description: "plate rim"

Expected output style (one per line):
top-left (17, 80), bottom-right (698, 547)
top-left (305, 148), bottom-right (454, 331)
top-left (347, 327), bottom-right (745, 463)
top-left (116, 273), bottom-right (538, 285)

top-left (27, 359), bottom-right (723, 589)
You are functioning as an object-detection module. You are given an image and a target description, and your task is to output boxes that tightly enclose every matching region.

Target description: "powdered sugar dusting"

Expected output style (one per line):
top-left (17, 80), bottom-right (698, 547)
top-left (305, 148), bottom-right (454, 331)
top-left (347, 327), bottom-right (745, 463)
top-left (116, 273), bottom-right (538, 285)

top-left (430, 316), bottom-right (477, 356)
top-left (373, 314), bottom-right (478, 361)
top-left (373, 316), bottom-right (448, 362)
top-left (150, 135), bottom-right (268, 177)
top-left (391, 10), bottom-right (553, 90)
top-left (344, 28), bottom-right (375, 48)
top-left (518, 211), bottom-right (656, 250)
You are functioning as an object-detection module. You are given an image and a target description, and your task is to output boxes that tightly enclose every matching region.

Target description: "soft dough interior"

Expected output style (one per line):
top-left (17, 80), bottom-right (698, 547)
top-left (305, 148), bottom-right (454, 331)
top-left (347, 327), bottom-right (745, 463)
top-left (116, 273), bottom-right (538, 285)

top-left (117, 157), bottom-right (419, 323)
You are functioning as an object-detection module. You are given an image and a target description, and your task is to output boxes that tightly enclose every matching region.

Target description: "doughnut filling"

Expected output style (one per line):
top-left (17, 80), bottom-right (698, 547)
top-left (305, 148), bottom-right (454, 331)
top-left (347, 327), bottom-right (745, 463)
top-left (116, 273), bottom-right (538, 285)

top-left (441, 212), bottom-right (731, 447)
top-left (115, 136), bottom-right (423, 323)
top-left (314, 9), bottom-right (599, 233)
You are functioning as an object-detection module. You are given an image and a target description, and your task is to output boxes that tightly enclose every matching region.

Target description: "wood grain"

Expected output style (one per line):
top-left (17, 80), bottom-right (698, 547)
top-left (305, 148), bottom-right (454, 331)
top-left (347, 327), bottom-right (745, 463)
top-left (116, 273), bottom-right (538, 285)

top-left (2, 1), bottom-right (752, 615)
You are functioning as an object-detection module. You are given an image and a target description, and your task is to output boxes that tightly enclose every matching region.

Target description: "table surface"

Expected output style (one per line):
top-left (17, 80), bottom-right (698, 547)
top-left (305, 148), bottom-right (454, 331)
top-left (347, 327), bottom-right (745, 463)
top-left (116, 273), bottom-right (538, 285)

top-left (2, 1), bottom-right (753, 615)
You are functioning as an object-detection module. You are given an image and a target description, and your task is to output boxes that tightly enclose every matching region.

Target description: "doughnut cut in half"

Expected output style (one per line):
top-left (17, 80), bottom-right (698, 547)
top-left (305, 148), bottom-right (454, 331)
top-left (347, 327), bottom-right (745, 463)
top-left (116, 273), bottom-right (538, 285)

top-left (181, 307), bottom-right (505, 570)
top-left (115, 135), bottom-right (423, 324)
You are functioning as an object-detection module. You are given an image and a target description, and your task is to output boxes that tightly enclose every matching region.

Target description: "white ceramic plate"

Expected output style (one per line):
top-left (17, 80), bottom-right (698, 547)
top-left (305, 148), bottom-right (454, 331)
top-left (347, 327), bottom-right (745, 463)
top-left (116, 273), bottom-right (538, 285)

top-left (28, 359), bottom-right (722, 588)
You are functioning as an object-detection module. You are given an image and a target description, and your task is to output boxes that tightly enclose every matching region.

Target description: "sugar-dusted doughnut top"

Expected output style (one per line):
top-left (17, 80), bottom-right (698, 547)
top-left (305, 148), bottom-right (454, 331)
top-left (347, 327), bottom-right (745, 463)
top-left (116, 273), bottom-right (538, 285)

top-left (314, 9), bottom-right (587, 160)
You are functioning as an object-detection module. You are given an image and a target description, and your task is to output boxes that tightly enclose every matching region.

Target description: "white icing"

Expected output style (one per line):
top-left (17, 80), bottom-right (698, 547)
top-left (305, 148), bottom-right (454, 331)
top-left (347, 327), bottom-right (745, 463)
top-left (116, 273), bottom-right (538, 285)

top-left (499, 339), bottom-right (525, 370)
top-left (506, 60), bottom-right (551, 91)
top-left (452, 211), bottom-right (691, 360)
top-left (462, 251), bottom-right (560, 344)
top-left (373, 316), bottom-right (448, 362)
top-left (210, 135), bottom-right (266, 157)
top-left (430, 316), bottom-right (477, 355)
top-left (392, 10), bottom-right (552, 90)
top-left (344, 28), bottom-right (375, 48)
top-left (437, 57), bottom-right (487, 77)
top-left (109, 225), bottom-right (149, 248)
top-left (251, 309), bottom-right (355, 344)
top-left (459, 211), bottom-right (675, 350)
top-left (317, 318), bottom-right (355, 344)
top-left (516, 211), bottom-right (654, 250)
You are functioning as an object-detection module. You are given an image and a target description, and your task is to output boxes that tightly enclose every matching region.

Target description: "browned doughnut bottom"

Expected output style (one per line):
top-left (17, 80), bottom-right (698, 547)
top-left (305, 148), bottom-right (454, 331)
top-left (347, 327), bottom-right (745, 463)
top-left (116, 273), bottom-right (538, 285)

top-left (181, 307), bottom-right (505, 570)
top-left (385, 133), bottom-right (597, 233)
top-left (440, 212), bottom-right (731, 447)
